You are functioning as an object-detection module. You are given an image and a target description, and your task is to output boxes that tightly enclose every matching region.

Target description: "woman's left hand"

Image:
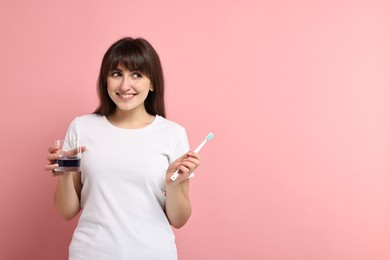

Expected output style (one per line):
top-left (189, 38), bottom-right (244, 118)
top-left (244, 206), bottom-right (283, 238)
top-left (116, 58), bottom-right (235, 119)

top-left (166, 151), bottom-right (201, 184)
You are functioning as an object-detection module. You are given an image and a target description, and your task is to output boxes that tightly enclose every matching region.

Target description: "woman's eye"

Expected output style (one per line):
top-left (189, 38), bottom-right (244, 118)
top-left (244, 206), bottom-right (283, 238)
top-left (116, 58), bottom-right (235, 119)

top-left (111, 71), bottom-right (122, 77)
top-left (132, 72), bottom-right (142, 78)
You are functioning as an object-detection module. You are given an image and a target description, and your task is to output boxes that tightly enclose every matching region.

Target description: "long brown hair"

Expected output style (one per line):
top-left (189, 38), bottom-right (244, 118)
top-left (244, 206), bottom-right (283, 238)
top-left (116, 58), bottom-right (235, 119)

top-left (94, 37), bottom-right (166, 117)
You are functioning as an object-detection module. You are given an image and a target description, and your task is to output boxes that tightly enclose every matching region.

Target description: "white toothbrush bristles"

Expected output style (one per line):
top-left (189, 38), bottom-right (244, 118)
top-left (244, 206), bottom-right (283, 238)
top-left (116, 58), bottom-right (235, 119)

top-left (194, 133), bottom-right (214, 153)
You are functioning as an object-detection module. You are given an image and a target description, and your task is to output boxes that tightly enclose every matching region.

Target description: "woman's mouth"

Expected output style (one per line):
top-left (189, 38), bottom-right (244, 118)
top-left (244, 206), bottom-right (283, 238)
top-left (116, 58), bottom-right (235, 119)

top-left (117, 93), bottom-right (136, 101)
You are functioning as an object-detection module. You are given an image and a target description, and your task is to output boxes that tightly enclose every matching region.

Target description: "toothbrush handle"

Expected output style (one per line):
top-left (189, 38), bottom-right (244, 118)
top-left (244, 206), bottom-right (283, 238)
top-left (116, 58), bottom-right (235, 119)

top-left (194, 139), bottom-right (206, 153)
top-left (170, 169), bottom-right (180, 181)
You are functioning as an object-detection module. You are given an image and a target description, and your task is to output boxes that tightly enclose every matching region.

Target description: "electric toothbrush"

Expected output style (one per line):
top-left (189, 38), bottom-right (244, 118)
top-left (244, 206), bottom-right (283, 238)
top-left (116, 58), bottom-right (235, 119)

top-left (170, 132), bottom-right (214, 181)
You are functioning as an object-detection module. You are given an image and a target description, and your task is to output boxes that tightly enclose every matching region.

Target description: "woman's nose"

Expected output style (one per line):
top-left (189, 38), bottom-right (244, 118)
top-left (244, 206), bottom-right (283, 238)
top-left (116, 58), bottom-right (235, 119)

top-left (119, 77), bottom-right (132, 91)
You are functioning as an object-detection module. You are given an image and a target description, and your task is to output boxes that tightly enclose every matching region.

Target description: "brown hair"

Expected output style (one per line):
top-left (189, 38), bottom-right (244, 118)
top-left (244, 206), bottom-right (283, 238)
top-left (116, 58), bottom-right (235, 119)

top-left (94, 37), bottom-right (166, 117)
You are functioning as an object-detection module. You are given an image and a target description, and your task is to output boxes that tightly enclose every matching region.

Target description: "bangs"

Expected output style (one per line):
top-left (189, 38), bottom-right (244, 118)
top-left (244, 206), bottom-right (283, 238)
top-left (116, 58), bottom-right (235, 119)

top-left (107, 44), bottom-right (151, 76)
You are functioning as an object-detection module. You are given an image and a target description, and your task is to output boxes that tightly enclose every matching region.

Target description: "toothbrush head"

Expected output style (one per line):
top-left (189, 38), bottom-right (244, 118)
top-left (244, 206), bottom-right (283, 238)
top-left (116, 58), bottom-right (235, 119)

top-left (206, 132), bottom-right (214, 142)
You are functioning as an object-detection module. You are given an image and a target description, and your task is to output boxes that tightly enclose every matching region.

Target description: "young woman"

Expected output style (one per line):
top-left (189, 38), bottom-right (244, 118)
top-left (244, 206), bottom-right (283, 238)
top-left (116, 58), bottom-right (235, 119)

top-left (45, 37), bottom-right (201, 259)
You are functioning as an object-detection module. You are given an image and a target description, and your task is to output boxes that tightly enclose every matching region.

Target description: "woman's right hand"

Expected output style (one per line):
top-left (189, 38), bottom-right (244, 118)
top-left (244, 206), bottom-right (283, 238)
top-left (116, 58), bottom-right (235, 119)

top-left (44, 145), bottom-right (62, 175)
top-left (44, 145), bottom-right (86, 176)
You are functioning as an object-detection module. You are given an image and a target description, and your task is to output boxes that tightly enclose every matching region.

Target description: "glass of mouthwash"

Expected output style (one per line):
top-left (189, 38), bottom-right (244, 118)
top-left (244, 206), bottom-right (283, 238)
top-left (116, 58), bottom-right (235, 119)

top-left (53, 139), bottom-right (81, 173)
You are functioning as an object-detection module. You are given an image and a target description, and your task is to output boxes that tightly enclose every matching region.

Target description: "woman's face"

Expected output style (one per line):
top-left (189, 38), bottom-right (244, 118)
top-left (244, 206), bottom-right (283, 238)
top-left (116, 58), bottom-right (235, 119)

top-left (107, 63), bottom-right (153, 113)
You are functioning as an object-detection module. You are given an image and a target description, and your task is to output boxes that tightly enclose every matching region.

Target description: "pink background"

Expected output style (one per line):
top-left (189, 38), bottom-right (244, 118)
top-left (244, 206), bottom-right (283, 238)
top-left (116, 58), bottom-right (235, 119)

top-left (1, 0), bottom-right (389, 259)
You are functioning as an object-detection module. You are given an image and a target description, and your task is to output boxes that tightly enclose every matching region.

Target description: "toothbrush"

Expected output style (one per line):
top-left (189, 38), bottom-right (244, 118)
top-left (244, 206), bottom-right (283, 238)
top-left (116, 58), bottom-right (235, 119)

top-left (170, 132), bottom-right (214, 181)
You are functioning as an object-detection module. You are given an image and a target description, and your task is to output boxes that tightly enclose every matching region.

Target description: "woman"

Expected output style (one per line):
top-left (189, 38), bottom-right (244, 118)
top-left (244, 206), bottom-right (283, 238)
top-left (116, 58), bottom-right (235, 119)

top-left (45, 37), bottom-right (200, 259)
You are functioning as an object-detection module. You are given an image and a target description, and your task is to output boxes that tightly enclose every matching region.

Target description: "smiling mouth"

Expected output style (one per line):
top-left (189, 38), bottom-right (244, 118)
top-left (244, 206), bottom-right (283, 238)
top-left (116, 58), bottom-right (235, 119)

top-left (117, 93), bottom-right (136, 100)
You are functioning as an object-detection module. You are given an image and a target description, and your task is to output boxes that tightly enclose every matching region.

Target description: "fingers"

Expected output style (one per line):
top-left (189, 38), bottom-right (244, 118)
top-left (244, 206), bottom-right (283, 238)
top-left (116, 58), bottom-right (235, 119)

top-left (176, 151), bottom-right (201, 175)
top-left (48, 145), bottom-right (59, 153)
top-left (45, 145), bottom-right (61, 174)
top-left (81, 146), bottom-right (87, 153)
top-left (47, 152), bottom-right (62, 162)
top-left (66, 148), bottom-right (79, 156)
top-left (167, 151), bottom-right (201, 183)
top-left (181, 159), bottom-right (199, 171)
top-left (44, 163), bottom-right (59, 172)
top-left (64, 146), bottom-right (86, 156)
top-left (184, 151), bottom-right (201, 168)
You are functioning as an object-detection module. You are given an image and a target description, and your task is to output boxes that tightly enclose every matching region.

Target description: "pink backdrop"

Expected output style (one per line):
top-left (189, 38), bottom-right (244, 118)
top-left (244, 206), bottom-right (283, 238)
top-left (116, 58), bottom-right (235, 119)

top-left (1, 0), bottom-right (389, 259)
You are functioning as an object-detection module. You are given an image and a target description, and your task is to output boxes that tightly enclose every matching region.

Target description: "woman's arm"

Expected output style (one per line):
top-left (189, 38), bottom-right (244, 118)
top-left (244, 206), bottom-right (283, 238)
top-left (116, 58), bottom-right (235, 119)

top-left (165, 152), bottom-right (200, 228)
top-left (165, 179), bottom-right (191, 228)
top-left (45, 145), bottom-right (84, 220)
top-left (54, 172), bottom-right (82, 220)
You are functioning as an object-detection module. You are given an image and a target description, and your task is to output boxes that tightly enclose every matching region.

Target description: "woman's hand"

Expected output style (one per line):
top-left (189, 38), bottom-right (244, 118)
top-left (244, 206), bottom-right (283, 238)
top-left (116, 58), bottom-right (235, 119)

top-left (44, 145), bottom-right (86, 176)
top-left (166, 151), bottom-right (201, 185)
top-left (165, 151), bottom-right (200, 228)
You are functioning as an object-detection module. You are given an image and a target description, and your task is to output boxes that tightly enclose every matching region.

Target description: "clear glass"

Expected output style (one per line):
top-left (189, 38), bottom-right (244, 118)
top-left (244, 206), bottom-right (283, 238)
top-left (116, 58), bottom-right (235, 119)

top-left (53, 139), bottom-right (81, 173)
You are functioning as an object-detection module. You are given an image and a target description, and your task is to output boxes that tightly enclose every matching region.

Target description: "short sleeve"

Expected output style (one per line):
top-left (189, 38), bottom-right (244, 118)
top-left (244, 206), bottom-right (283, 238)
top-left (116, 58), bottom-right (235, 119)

top-left (66, 118), bottom-right (79, 139)
top-left (61, 118), bottom-right (79, 150)
top-left (171, 127), bottom-right (189, 161)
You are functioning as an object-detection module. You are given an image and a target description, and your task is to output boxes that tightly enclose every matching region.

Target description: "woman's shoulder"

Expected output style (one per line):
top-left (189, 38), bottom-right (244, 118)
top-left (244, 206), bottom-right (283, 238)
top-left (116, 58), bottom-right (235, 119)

top-left (74, 113), bottom-right (104, 121)
top-left (69, 113), bottom-right (106, 128)
top-left (155, 115), bottom-right (186, 132)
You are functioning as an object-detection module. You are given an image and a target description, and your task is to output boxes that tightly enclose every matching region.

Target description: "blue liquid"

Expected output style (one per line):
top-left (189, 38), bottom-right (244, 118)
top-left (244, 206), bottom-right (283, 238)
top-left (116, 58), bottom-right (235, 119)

top-left (54, 156), bottom-right (81, 172)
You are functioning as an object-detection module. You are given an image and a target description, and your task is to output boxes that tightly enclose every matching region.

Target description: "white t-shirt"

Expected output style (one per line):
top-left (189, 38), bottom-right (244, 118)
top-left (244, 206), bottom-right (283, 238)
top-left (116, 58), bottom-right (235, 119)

top-left (64, 114), bottom-right (189, 260)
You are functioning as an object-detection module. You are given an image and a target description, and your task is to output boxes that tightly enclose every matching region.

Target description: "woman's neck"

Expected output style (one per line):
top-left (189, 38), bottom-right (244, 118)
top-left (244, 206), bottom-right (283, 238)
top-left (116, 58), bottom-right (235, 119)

top-left (107, 107), bottom-right (155, 129)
